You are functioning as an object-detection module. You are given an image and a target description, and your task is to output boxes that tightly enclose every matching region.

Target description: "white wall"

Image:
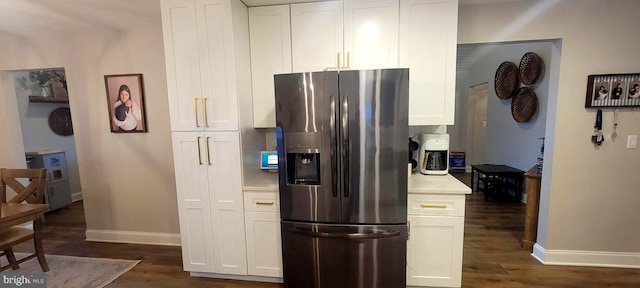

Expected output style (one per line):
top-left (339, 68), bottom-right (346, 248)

top-left (460, 0), bottom-right (640, 266)
top-left (0, 25), bottom-right (180, 244)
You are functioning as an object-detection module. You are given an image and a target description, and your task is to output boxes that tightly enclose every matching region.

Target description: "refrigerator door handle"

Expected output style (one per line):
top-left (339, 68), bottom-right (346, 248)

top-left (330, 94), bottom-right (338, 197)
top-left (341, 94), bottom-right (350, 198)
top-left (289, 227), bottom-right (400, 240)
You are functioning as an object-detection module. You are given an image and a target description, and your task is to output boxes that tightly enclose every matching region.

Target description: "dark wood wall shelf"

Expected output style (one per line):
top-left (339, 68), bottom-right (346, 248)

top-left (29, 96), bottom-right (69, 104)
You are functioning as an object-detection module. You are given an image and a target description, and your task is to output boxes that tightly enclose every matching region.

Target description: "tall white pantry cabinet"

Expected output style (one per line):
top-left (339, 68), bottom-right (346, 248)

top-left (161, 0), bottom-right (249, 275)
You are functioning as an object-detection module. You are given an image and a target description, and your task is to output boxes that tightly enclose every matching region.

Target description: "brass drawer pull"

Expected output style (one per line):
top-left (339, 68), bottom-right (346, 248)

top-left (256, 201), bottom-right (274, 205)
top-left (421, 204), bottom-right (447, 209)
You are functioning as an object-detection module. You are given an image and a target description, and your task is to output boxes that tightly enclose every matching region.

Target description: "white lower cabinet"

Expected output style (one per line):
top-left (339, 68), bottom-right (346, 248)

top-left (243, 192), bottom-right (283, 278)
top-left (407, 194), bottom-right (465, 287)
top-left (172, 131), bottom-right (247, 275)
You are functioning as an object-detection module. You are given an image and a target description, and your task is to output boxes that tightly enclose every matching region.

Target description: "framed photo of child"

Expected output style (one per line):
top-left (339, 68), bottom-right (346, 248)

top-left (585, 73), bottom-right (640, 108)
top-left (104, 74), bottom-right (148, 133)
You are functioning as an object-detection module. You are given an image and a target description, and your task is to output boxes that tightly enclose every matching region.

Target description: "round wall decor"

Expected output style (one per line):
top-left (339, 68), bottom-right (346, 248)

top-left (494, 61), bottom-right (519, 99)
top-left (519, 52), bottom-right (544, 85)
top-left (49, 107), bottom-right (74, 136)
top-left (511, 87), bottom-right (538, 123)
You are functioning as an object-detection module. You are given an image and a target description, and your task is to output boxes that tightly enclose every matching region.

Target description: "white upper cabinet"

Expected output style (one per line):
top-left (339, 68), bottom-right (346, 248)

top-left (249, 5), bottom-right (292, 128)
top-left (400, 0), bottom-right (458, 125)
top-left (344, 0), bottom-right (399, 69)
top-left (162, 0), bottom-right (239, 132)
top-left (161, 0), bottom-right (202, 131)
top-left (249, 0), bottom-right (457, 128)
top-left (291, 1), bottom-right (344, 72)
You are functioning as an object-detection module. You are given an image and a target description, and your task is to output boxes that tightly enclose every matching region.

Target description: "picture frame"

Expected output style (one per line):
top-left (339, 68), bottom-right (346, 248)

top-left (104, 74), bottom-right (148, 133)
top-left (585, 73), bottom-right (640, 108)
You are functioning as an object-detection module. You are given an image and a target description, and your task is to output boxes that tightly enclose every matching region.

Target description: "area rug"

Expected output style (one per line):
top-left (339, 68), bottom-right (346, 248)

top-left (1, 253), bottom-right (141, 288)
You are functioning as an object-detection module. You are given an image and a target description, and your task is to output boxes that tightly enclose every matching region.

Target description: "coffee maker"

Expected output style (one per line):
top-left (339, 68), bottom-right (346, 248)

top-left (418, 134), bottom-right (449, 175)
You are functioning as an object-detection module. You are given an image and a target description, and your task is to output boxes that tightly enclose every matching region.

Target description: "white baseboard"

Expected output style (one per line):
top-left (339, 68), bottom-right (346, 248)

top-left (191, 272), bottom-right (283, 283)
top-left (532, 243), bottom-right (640, 269)
top-left (71, 192), bottom-right (83, 202)
top-left (85, 229), bottom-right (181, 246)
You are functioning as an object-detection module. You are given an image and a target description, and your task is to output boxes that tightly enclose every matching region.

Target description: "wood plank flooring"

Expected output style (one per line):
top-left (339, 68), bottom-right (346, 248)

top-left (12, 172), bottom-right (640, 287)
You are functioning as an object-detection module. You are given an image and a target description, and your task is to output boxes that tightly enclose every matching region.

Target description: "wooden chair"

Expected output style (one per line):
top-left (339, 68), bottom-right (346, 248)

top-left (0, 168), bottom-right (49, 272)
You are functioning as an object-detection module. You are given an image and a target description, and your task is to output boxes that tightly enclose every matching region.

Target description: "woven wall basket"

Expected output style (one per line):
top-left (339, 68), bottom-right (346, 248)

top-left (519, 52), bottom-right (544, 85)
top-left (494, 61), bottom-right (519, 99)
top-left (511, 87), bottom-right (538, 123)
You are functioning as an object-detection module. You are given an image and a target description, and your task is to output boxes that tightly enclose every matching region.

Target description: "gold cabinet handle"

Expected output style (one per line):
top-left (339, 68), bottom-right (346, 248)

top-left (203, 98), bottom-right (209, 128)
top-left (347, 51), bottom-right (350, 69)
top-left (256, 201), bottom-right (274, 205)
top-left (206, 137), bottom-right (212, 165)
top-left (421, 204), bottom-right (447, 209)
top-left (337, 52), bottom-right (341, 69)
top-left (194, 98), bottom-right (200, 127)
top-left (197, 137), bottom-right (203, 165)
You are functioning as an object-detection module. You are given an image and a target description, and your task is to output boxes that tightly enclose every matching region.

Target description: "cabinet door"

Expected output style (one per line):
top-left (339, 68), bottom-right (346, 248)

top-left (400, 0), bottom-right (458, 125)
top-left (161, 0), bottom-right (203, 131)
top-left (407, 215), bottom-right (463, 287)
top-left (172, 131), bottom-right (215, 272)
top-left (197, 0), bottom-right (239, 131)
top-left (249, 5), bottom-right (292, 128)
top-left (206, 132), bottom-right (247, 275)
top-left (291, 1), bottom-right (343, 72)
top-left (344, 0), bottom-right (399, 69)
top-left (245, 211), bottom-right (283, 278)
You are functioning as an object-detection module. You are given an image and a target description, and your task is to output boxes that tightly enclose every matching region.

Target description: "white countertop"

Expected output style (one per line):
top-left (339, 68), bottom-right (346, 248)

top-left (243, 171), bottom-right (279, 192)
top-left (244, 171), bottom-right (471, 195)
top-left (408, 173), bottom-right (471, 195)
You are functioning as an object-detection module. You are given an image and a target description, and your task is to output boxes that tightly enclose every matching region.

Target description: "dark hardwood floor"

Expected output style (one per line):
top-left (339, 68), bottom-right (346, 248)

top-left (13, 173), bottom-right (640, 287)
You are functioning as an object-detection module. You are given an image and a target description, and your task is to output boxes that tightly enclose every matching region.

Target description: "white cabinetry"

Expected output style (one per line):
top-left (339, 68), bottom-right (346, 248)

top-left (243, 192), bottom-right (283, 278)
top-left (290, 1), bottom-right (343, 72)
top-left (162, 0), bottom-right (250, 276)
top-left (400, 0), bottom-right (458, 125)
top-left (291, 0), bottom-right (398, 72)
top-left (249, 5), bottom-right (291, 128)
top-left (247, 0), bottom-right (399, 128)
top-left (162, 0), bottom-right (239, 132)
top-left (252, 0), bottom-right (460, 127)
top-left (171, 132), bottom-right (246, 274)
top-left (407, 194), bottom-right (464, 287)
top-left (344, 0), bottom-right (399, 69)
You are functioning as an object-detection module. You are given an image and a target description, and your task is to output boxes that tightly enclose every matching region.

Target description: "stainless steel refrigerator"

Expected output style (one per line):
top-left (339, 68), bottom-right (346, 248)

top-left (275, 69), bottom-right (409, 288)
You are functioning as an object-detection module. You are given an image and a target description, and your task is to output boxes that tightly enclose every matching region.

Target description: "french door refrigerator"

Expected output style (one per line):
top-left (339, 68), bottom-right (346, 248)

top-left (275, 69), bottom-right (409, 288)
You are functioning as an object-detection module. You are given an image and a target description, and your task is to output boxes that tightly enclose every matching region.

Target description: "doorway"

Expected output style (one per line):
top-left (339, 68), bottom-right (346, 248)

top-left (465, 83), bottom-right (488, 167)
top-left (10, 68), bottom-right (82, 207)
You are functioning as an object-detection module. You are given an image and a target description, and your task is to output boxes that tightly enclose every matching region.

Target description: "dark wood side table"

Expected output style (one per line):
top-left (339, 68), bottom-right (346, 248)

top-left (471, 164), bottom-right (524, 201)
top-left (522, 165), bottom-right (542, 251)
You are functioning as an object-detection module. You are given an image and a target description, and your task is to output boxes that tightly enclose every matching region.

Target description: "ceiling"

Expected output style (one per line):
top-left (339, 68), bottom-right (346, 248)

top-left (0, 0), bottom-right (161, 37)
top-left (0, 0), bottom-right (524, 37)
top-left (241, 0), bottom-right (522, 6)
top-left (0, 0), bottom-right (512, 75)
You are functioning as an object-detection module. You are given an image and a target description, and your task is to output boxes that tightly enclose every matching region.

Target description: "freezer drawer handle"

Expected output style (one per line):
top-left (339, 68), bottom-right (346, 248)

top-left (290, 227), bottom-right (400, 239)
top-left (421, 204), bottom-right (447, 209)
